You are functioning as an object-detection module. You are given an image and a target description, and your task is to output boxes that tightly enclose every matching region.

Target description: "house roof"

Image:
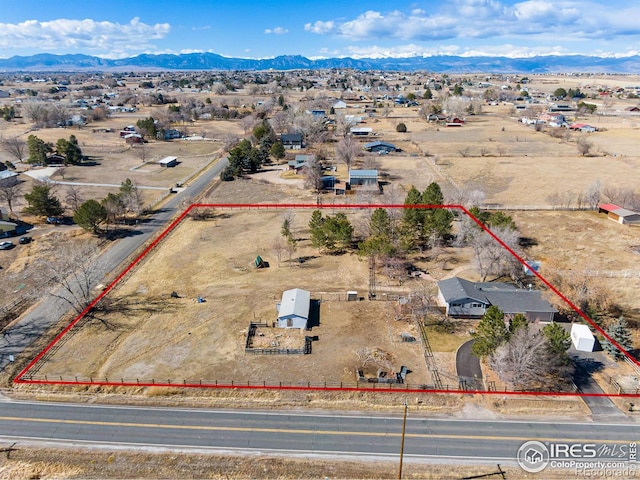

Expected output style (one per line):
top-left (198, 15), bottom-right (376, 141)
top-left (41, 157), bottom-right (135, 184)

top-left (278, 288), bottom-right (310, 320)
top-left (437, 277), bottom-right (489, 305)
top-left (281, 133), bottom-right (303, 142)
top-left (349, 169), bottom-right (378, 180)
top-left (599, 203), bottom-right (622, 212)
top-left (438, 277), bottom-right (557, 314)
top-left (0, 171), bottom-right (18, 181)
top-left (364, 141), bottom-right (397, 150)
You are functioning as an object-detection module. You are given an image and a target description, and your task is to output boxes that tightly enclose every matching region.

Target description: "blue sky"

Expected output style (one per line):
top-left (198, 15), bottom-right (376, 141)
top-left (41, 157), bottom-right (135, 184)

top-left (1, 0), bottom-right (639, 59)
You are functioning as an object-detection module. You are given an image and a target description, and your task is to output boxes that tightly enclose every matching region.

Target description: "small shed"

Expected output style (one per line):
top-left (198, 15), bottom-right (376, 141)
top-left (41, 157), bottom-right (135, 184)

top-left (276, 288), bottom-right (310, 329)
top-left (349, 170), bottom-right (379, 190)
top-left (571, 324), bottom-right (595, 352)
top-left (158, 156), bottom-right (178, 168)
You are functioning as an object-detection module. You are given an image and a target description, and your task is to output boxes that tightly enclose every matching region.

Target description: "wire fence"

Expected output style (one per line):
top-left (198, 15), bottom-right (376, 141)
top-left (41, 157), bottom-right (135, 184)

top-left (17, 374), bottom-right (585, 395)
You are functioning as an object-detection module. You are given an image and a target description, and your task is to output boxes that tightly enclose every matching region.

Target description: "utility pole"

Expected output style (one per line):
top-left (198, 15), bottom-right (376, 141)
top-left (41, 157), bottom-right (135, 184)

top-left (398, 400), bottom-right (408, 479)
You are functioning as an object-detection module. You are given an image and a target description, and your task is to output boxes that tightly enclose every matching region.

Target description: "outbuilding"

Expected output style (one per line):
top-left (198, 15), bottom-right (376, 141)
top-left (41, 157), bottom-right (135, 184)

top-left (157, 156), bottom-right (178, 168)
top-left (571, 324), bottom-right (595, 352)
top-left (276, 288), bottom-right (310, 329)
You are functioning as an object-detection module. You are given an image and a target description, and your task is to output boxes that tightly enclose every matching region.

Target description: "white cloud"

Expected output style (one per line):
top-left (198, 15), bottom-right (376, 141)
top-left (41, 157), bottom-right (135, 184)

top-left (304, 20), bottom-right (335, 34)
top-left (264, 27), bottom-right (289, 35)
top-left (0, 17), bottom-right (170, 57)
top-left (305, 1), bottom-right (640, 43)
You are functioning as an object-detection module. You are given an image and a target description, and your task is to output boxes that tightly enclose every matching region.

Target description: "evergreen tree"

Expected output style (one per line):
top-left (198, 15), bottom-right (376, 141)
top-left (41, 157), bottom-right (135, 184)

top-left (27, 135), bottom-right (52, 165)
top-left (270, 141), bottom-right (285, 161)
top-left (74, 199), bottom-right (107, 234)
top-left (472, 306), bottom-right (509, 358)
top-left (24, 184), bottom-right (64, 217)
top-left (509, 313), bottom-right (528, 334)
top-left (603, 317), bottom-right (633, 361)
top-left (358, 208), bottom-right (396, 257)
top-left (308, 210), bottom-right (325, 249)
top-left (423, 87), bottom-right (433, 100)
top-left (542, 321), bottom-right (572, 358)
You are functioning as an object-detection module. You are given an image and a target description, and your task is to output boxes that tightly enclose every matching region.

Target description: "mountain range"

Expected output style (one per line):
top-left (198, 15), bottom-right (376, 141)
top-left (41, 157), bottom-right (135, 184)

top-left (0, 52), bottom-right (639, 74)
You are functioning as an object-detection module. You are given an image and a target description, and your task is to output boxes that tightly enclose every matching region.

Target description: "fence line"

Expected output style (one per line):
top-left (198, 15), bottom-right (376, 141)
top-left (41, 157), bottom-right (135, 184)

top-left (18, 374), bottom-right (582, 394)
top-left (559, 270), bottom-right (640, 279)
top-left (624, 356), bottom-right (640, 377)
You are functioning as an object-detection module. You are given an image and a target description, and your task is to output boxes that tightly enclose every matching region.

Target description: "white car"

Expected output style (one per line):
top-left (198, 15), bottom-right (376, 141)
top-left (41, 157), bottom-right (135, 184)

top-left (0, 241), bottom-right (14, 250)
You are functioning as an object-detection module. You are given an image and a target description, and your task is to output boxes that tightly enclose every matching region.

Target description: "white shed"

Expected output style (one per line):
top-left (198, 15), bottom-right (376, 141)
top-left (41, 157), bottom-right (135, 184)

top-left (158, 156), bottom-right (178, 168)
top-left (571, 324), bottom-right (595, 352)
top-left (276, 288), bottom-right (310, 329)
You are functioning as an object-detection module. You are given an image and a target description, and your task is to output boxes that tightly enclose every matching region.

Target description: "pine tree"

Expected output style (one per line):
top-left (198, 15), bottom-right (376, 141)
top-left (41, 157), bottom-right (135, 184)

top-left (509, 313), bottom-right (528, 334)
top-left (542, 321), bottom-right (571, 357)
top-left (603, 317), bottom-right (633, 361)
top-left (472, 306), bottom-right (509, 358)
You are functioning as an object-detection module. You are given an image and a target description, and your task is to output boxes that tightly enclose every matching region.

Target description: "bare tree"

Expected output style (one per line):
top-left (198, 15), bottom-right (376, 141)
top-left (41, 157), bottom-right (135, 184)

top-left (2, 136), bottom-right (26, 163)
top-left (271, 236), bottom-right (286, 266)
top-left (64, 185), bottom-right (83, 213)
top-left (576, 136), bottom-right (593, 156)
top-left (239, 114), bottom-right (256, 134)
top-left (304, 156), bottom-right (324, 192)
top-left (490, 327), bottom-right (573, 390)
top-left (40, 242), bottom-right (105, 316)
top-left (471, 225), bottom-right (521, 281)
top-left (271, 110), bottom-right (290, 134)
top-left (133, 142), bottom-right (150, 163)
top-left (336, 136), bottom-right (359, 174)
top-left (0, 177), bottom-right (22, 214)
top-left (585, 180), bottom-right (602, 210)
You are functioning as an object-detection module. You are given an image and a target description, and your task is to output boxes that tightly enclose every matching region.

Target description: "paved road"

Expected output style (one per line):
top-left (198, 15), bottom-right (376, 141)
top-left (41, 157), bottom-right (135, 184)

top-left (0, 400), bottom-right (637, 465)
top-left (0, 156), bottom-right (228, 373)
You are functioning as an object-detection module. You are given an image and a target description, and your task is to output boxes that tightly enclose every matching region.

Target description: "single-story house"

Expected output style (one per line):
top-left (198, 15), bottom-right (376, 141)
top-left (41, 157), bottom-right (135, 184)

top-left (0, 220), bottom-right (17, 237)
top-left (332, 100), bottom-right (347, 110)
top-left (287, 154), bottom-right (314, 173)
top-left (158, 156), bottom-right (178, 168)
top-left (569, 123), bottom-right (597, 132)
top-left (0, 90), bottom-right (9, 98)
top-left (364, 141), bottom-right (399, 153)
top-left (124, 133), bottom-right (143, 144)
top-left (276, 288), bottom-right (310, 329)
top-left (280, 133), bottom-right (304, 150)
top-left (163, 129), bottom-right (183, 140)
top-left (350, 127), bottom-right (373, 136)
top-left (45, 154), bottom-right (66, 165)
top-left (0, 209), bottom-right (17, 236)
top-left (437, 277), bottom-right (557, 322)
top-left (0, 171), bottom-right (18, 186)
top-left (598, 203), bottom-right (640, 225)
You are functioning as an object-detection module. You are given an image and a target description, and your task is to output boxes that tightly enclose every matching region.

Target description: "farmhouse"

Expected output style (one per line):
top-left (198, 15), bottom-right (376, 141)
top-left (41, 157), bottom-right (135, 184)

top-left (437, 277), bottom-right (557, 322)
top-left (157, 156), bottom-right (178, 168)
top-left (276, 288), bottom-right (310, 329)
top-left (280, 133), bottom-right (304, 150)
top-left (598, 203), bottom-right (640, 225)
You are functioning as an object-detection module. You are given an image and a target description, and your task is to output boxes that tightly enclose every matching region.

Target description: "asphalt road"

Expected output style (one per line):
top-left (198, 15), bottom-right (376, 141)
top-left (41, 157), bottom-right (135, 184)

top-left (456, 339), bottom-right (484, 391)
top-left (0, 156), bottom-right (228, 373)
top-left (0, 399), bottom-right (637, 465)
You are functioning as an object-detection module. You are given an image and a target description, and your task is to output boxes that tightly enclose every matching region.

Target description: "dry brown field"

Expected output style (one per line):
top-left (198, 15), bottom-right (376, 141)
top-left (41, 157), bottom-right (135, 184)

top-left (34, 196), bottom-right (436, 387)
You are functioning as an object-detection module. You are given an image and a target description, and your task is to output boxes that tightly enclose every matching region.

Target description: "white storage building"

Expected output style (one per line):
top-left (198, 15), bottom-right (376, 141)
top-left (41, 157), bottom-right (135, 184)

top-left (571, 324), bottom-right (595, 352)
top-left (276, 288), bottom-right (310, 329)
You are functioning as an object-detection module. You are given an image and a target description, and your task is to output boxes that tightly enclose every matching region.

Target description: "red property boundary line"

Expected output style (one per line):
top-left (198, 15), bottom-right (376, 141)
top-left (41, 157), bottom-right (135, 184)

top-left (13, 203), bottom-right (640, 398)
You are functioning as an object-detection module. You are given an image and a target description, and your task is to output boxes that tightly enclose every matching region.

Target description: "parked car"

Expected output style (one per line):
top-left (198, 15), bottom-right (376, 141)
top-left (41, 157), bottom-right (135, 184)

top-left (0, 241), bottom-right (15, 250)
top-left (46, 217), bottom-right (63, 225)
top-left (19, 236), bottom-right (32, 244)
